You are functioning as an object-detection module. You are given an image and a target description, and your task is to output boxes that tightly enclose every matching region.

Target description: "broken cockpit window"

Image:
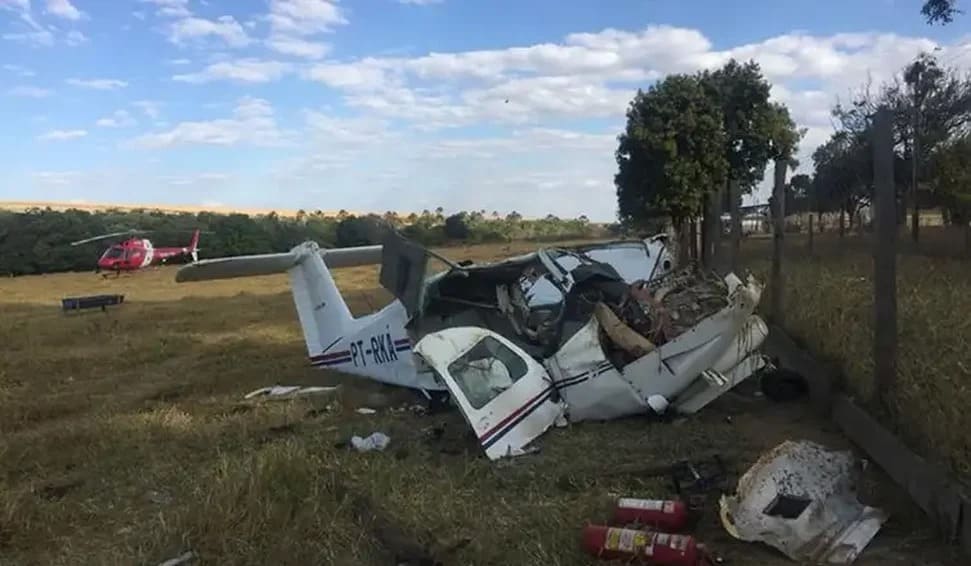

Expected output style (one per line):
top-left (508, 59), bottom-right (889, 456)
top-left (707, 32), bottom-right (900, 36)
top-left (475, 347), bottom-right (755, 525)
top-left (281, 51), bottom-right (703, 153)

top-left (447, 335), bottom-right (529, 409)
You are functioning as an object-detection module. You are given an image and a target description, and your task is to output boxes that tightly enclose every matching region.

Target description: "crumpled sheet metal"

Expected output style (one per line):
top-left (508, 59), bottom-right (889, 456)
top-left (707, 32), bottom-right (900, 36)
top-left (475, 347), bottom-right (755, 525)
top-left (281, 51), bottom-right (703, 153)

top-left (719, 440), bottom-right (888, 564)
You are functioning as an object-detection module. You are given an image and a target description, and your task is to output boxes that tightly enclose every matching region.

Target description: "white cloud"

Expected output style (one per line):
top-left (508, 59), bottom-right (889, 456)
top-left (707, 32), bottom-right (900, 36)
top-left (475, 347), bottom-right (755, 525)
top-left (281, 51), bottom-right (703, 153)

top-left (266, 36), bottom-right (330, 59)
top-left (267, 0), bottom-right (347, 36)
top-left (304, 59), bottom-right (391, 90)
top-left (132, 10), bottom-right (146, 20)
top-left (45, 0), bottom-right (82, 20)
top-left (64, 29), bottom-right (86, 45)
top-left (398, 0), bottom-right (444, 4)
top-left (129, 96), bottom-right (289, 149)
top-left (66, 78), bottom-right (128, 90)
top-left (168, 15), bottom-right (250, 48)
top-left (96, 110), bottom-right (137, 128)
top-left (31, 170), bottom-right (83, 185)
top-left (38, 129), bottom-right (88, 141)
top-left (142, 0), bottom-right (190, 18)
top-left (7, 85), bottom-right (52, 97)
top-left (132, 100), bottom-right (161, 119)
top-left (3, 63), bottom-right (35, 77)
top-left (167, 58), bottom-right (192, 65)
top-left (3, 30), bottom-right (55, 47)
top-left (173, 59), bottom-right (292, 83)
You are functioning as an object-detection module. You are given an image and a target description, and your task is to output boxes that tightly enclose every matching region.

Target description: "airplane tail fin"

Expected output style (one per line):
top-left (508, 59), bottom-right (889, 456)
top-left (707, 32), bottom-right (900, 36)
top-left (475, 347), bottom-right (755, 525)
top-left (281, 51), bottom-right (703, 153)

top-left (175, 242), bottom-right (383, 357)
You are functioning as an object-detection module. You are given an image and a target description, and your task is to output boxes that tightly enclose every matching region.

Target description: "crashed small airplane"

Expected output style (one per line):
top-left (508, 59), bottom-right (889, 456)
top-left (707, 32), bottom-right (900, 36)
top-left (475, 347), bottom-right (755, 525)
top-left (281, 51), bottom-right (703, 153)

top-left (176, 231), bottom-right (771, 460)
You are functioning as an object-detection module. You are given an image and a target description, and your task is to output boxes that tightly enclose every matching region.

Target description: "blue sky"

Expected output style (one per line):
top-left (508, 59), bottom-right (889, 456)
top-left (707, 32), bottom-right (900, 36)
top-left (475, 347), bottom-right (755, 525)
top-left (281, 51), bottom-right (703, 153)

top-left (1, 0), bottom-right (969, 221)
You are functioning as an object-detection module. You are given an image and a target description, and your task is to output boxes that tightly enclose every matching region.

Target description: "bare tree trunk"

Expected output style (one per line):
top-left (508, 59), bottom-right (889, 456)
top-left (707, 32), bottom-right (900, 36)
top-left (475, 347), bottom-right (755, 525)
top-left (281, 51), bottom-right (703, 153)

top-left (703, 185), bottom-right (724, 270)
top-left (808, 214), bottom-right (814, 253)
top-left (965, 220), bottom-right (970, 259)
top-left (912, 125), bottom-right (920, 244)
top-left (675, 218), bottom-right (690, 266)
top-left (728, 179), bottom-right (741, 274)
top-left (817, 211), bottom-right (824, 233)
top-left (689, 218), bottom-right (699, 261)
top-left (839, 207), bottom-right (846, 237)
top-left (770, 160), bottom-right (787, 325)
top-left (701, 195), bottom-right (711, 267)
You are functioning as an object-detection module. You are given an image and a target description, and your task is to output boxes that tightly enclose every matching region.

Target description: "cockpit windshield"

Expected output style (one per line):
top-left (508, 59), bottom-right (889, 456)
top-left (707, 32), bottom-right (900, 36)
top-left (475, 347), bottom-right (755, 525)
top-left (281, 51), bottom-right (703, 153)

top-left (104, 247), bottom-right (124, 259)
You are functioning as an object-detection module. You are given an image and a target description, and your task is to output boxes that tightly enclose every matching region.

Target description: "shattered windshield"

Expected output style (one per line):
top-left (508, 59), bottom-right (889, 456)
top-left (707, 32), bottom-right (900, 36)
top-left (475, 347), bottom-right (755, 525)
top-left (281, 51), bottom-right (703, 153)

top-left (447, 336), bottom-right (529, 409)
top-left (582, 244), bottom-right (657, 283)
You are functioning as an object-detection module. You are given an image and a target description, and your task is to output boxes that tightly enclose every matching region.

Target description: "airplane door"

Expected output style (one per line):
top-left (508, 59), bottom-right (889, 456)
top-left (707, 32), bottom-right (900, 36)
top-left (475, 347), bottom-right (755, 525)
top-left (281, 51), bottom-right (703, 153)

top-left (414, 327), bottom-right (564, 460)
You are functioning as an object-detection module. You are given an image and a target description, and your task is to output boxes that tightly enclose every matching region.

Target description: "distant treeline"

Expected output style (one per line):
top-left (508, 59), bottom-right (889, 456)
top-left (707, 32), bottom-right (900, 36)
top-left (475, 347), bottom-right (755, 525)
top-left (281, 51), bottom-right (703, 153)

top-left (0, 207), bottom-right (614, 276)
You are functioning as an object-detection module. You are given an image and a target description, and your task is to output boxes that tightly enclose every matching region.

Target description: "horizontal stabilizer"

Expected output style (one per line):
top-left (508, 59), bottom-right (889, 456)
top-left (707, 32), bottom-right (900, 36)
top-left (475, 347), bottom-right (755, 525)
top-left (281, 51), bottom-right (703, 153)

top-left (175, 243), bottom-right (383, 283)
top-left (176, 251), bottom-right (301, 282)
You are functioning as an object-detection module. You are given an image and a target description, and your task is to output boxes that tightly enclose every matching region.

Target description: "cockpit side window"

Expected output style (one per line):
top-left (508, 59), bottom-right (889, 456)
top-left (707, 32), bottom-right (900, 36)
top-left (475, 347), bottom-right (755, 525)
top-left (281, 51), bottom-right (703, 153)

top-left (447, 336), bottom-right (529, 409)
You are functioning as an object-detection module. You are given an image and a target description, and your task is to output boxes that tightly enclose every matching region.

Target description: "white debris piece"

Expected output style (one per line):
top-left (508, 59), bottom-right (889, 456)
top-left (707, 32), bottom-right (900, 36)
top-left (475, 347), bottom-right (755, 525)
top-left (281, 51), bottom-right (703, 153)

top-left (351, 432), bottom-right (390, 452)
top-left (157, 551), bottom-right (195, 566)
top-left (355, 407), bottom-right (377, 415)
top-left (719, 440), bottom-right (888, 564)
top-left (243, 385), bottom-right (339, 400)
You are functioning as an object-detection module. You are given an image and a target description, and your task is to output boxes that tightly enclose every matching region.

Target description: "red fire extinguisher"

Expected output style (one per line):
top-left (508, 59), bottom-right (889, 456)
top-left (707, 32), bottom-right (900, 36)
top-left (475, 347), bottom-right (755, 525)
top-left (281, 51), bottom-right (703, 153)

top-left (612, 498), bottom-right (690, 531)
top-left (581, 524), bottom-right (711, 565)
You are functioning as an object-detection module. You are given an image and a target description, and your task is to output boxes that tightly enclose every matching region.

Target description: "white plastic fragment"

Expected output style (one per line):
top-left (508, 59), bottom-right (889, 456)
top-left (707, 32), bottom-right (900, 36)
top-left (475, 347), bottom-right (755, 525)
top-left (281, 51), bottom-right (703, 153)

top-left (719, 440), bottom-right (888, 564)
top-left (647, 394), bottom-right (669, 414)
top-left (157, 551), bottom-right (195, 566)
top-left (243, 385), bottom-right (339, 400)
top-left (351, 432), bottom-right (391, 452)
top-left (355, 407), bottom-right (377, 415)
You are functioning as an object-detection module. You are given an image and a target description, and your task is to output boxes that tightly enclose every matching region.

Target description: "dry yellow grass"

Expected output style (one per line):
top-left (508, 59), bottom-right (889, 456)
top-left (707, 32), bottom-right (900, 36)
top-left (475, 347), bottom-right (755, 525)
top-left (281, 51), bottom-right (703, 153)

top-left (0, 240), bottom-right (963, 565)
top-left (741, 227), bottom-right (971, 481)
top-left (0, 200), bottom-right (357, 218)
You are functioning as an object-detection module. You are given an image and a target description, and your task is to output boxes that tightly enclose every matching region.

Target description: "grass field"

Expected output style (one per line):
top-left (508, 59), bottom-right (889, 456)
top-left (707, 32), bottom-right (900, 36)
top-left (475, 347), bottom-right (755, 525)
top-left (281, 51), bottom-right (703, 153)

top-left (0, 240), bottom-right (964, 565)
top-left (739, 227), bottom-right (971, 482)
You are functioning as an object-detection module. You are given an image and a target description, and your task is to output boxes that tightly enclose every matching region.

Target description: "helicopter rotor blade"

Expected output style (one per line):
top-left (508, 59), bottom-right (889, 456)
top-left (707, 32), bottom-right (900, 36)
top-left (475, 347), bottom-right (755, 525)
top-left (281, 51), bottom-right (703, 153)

top-left (69, 229), bottom-right (151, 246)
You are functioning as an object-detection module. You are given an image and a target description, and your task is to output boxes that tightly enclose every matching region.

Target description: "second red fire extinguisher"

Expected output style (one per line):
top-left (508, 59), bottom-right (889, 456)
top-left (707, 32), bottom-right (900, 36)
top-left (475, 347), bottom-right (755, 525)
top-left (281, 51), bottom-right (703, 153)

top-left (612, 498), bottom-right (690, 531)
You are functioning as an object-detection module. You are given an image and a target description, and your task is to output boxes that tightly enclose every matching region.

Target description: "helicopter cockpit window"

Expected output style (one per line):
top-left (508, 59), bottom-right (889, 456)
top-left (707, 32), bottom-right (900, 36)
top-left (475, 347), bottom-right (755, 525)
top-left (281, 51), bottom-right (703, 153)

top-left (105, 247), bottom-right (124, 259)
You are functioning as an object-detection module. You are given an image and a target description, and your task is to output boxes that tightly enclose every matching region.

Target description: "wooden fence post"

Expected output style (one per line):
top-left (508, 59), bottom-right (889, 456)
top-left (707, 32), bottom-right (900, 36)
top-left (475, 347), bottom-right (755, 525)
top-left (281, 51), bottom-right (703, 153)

top-left (873, 107), bottom-right (897, 408)
top-left (770, 159), bottom-right (787, 325)
top-left (808, 213), bottom-right (814, 253)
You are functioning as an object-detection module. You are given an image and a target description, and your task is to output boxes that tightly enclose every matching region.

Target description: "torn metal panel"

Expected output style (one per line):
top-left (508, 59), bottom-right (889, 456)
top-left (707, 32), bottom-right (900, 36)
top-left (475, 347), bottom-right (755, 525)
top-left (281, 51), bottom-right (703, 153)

top-left (547, 316), bottom-right (646, 422)
top-left (719, 440), bottom-right (889, 564)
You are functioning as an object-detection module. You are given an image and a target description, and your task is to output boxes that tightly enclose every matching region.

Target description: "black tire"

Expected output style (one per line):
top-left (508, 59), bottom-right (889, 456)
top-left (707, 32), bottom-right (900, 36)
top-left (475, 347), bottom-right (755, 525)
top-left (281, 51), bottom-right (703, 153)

top-left (760, 367), bottom-right (809, 402)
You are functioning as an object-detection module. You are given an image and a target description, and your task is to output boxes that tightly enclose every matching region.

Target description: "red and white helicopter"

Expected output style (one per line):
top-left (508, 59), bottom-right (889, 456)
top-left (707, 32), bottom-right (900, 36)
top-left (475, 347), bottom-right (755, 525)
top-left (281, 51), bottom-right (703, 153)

top-left (71, 228), bottom-right (202, 276)
top-left (176, 230), bottom-right (771, 460)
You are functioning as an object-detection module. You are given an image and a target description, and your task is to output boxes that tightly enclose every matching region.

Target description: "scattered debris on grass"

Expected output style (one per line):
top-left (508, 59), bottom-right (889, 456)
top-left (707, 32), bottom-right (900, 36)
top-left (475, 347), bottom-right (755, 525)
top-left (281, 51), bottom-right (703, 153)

top-left (350, 432), bottom-right (391, 452)
top-left (243, 385), bottom-right (340, 400)
top-left (156, 550), bottom-right (195, 566)
top-left (718, 440), bottom-right (888, 564)
top-left (36, 479), bottom-right (83, 501)
top-left (356, 407), bottom-right (377, 415)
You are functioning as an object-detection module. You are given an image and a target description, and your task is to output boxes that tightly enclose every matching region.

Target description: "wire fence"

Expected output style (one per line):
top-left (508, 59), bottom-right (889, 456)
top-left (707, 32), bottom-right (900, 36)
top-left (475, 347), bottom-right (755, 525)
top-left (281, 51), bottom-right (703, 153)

top-left (719, 109), bottom-right (971, 487)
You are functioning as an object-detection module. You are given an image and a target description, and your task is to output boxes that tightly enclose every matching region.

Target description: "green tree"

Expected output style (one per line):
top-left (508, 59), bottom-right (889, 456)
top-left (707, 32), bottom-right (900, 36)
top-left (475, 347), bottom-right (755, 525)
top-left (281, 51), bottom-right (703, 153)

top-left (787, 173), bottom-right (814, 214)
top-left (929, 135), bottom-right (971, 253)
top-left (922, 0), bottom-right (962, 24)
top-left (444, 212), bottom-right (471, 240)
top-left (700, 59), bottom-right (784, 269)
top-left (615, 73), bottom-right (728, 261)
